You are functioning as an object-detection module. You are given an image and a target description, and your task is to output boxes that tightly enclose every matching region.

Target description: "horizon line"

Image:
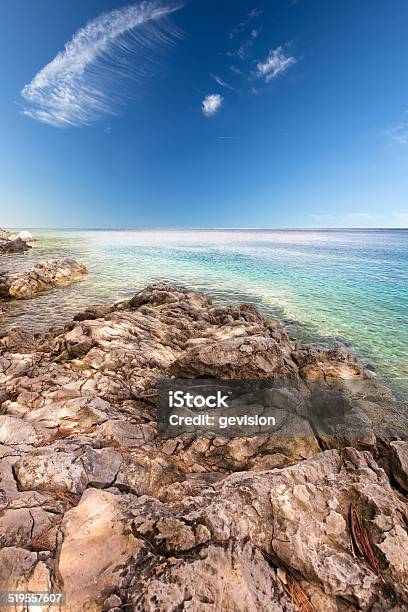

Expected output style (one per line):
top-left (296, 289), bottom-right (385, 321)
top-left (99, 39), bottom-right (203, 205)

top-left (4, 226), bottom-right (408, 231)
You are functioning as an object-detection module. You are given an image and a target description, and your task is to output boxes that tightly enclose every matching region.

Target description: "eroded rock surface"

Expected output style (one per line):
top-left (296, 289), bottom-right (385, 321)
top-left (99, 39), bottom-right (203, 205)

top-left (0, 258), bottom-right (87, 299)
top-left (0, 284), bottom-right (406, 611)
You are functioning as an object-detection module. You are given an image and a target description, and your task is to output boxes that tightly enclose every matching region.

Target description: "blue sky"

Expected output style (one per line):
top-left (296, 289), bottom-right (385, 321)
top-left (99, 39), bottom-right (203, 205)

top-left (1, 0), bottom-right (408, 228)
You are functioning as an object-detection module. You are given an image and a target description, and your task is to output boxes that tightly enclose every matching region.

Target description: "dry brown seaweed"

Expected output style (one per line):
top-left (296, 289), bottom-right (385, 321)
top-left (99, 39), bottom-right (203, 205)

top-left (256, 546), bottom-right (316, 612)
top-left (349, 504), bottom-right (381, 575)
top-left (27, 515), bottom-right (63, 551)
top-left (277, 569), bottom-right (317, 612)
top-left (33, 425), bottom-right (95, 447)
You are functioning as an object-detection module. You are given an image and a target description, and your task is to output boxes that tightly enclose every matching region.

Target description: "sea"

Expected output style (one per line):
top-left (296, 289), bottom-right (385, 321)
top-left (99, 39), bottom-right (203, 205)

top-left (1, 228), bottom-right (407, 385)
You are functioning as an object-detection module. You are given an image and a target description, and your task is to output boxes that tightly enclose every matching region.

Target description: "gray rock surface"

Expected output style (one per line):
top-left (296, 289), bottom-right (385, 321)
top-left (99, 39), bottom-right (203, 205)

top-left (0, 284), bottom-right (406, 611)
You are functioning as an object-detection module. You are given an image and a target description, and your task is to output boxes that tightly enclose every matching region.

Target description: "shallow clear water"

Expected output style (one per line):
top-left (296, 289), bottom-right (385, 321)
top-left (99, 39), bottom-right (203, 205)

top-left (1, 229), bottom-right (407, 381)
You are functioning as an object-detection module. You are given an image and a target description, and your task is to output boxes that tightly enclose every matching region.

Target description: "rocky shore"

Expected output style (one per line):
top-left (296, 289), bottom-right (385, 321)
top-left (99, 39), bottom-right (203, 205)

top-left (0, 284), bottom-right (407, 611)
top-left (0, 259), bottom-right (88, 300)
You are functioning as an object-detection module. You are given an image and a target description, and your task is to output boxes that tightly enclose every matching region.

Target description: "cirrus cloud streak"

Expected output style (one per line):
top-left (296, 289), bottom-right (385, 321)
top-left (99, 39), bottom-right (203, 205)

top-left (21, 1), bottom-right (183, 127)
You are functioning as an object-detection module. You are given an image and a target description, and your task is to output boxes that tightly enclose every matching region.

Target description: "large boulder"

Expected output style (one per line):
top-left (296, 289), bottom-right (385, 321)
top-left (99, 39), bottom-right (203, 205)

top-left (0, 258), bottom-right (87, 299)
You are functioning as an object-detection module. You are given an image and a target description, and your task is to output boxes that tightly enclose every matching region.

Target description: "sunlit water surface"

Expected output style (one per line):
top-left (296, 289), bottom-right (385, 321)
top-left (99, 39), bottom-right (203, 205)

top-left (1, 229), bottom-right (407, 383)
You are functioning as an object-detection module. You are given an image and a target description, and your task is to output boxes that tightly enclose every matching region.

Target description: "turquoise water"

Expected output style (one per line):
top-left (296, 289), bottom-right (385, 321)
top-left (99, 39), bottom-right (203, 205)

top-left (1, 229), bottom-right (407, 381)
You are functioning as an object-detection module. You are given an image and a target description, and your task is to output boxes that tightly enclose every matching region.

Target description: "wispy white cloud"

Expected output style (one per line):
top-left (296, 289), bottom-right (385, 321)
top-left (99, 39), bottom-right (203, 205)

top-left (211, 74), bottom-right (235, 91)
top-left (251, 29), bottom-right (258, 39)
top-left (202, 94), bottom-right (224, 117)
top-left (256, 46), bottom-right (296, 82)
top-left (21, 1), bottom-right (182, 127)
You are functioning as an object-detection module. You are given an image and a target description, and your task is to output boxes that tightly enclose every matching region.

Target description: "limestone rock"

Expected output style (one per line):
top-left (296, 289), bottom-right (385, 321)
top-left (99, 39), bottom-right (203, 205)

top-left (14, 452), bottom-right (89, 495)
top-left (59, 489), bottom-right (142, 612)
top-left (292, 345), bottom-right (371, 381)
top-left (0, 258), bottom-right (87, 299)
top-left (0, 415), bottom-right (41, 445)
top-left (136, 448), bottom-right (408, 610)
top-left (0, 506), bottom-right (55, 548)
top-left (171, 336), bottom-right (299, 379)
top-left (0, 547), bottom-right (39, 591)
top-left (0, 284), bottom-right (406, 611)
top-left (128, 541), bottom-right (294, 612)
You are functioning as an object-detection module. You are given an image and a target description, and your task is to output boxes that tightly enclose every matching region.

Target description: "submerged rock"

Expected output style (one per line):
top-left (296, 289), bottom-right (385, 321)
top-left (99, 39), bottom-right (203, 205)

top-left (0, 284), bottom-right (406, 611)
top-left (0, 258), bottom-right (87, 299)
